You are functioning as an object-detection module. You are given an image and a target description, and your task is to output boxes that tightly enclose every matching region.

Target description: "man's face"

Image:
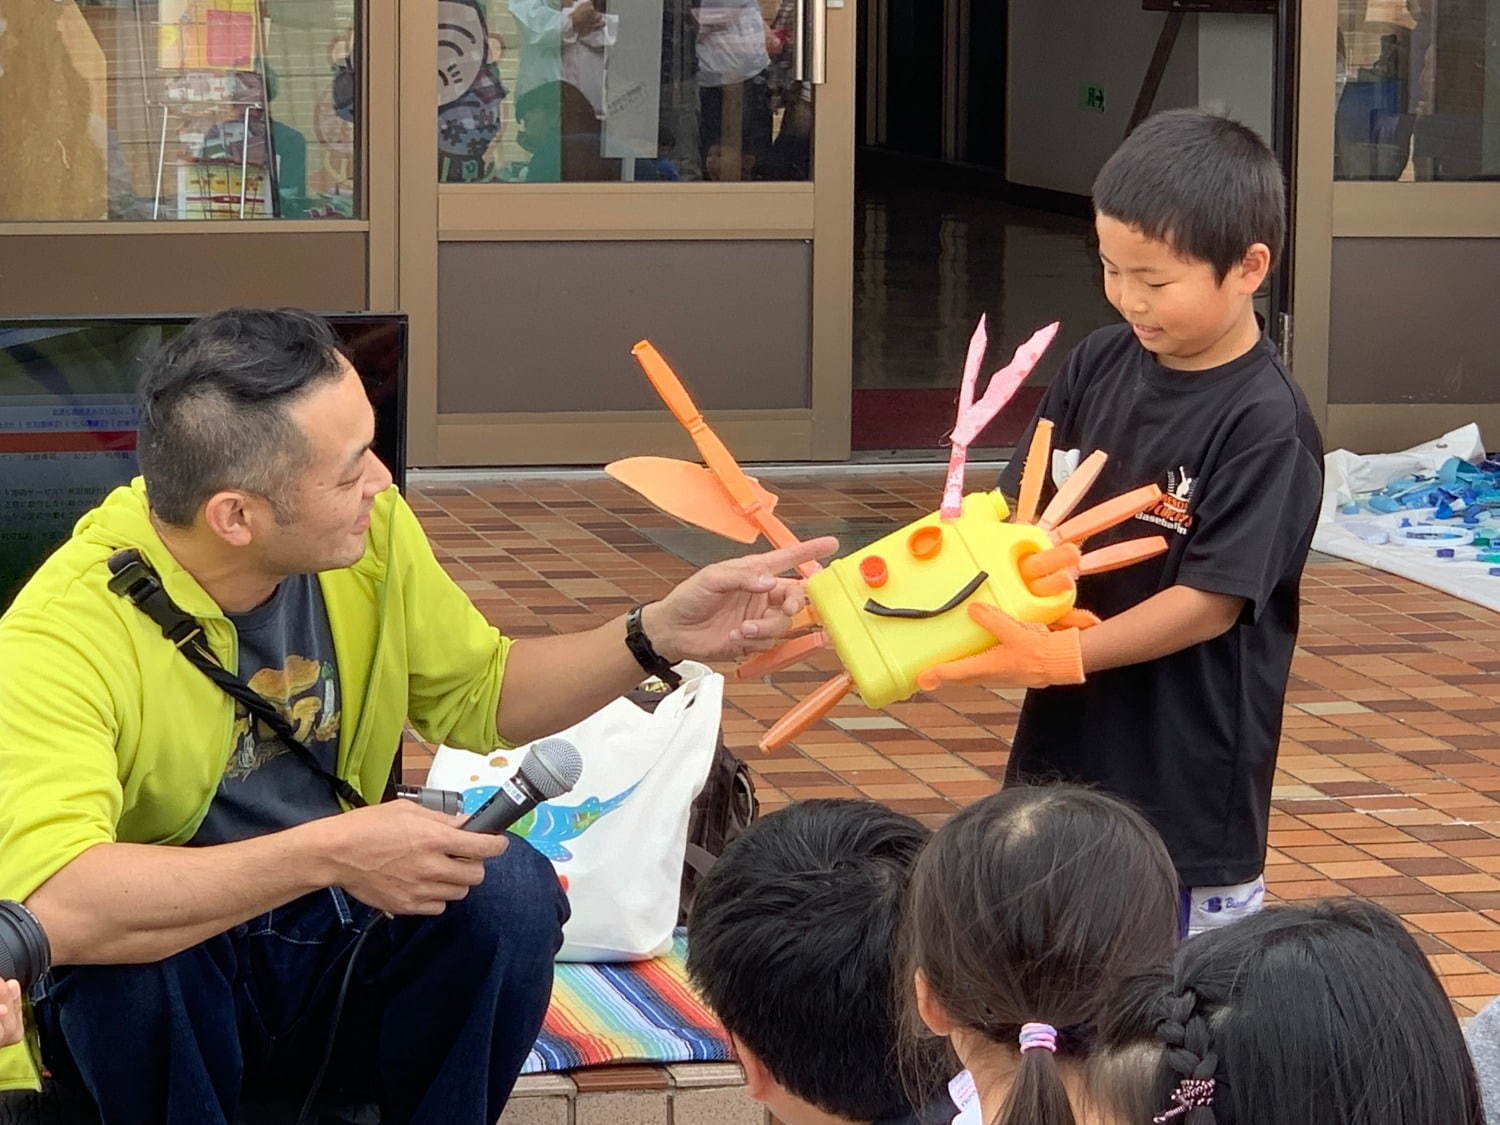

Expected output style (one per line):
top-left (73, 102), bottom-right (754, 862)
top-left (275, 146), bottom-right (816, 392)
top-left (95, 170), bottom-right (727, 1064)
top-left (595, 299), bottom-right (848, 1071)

top-left (257, 360), bottom-right (393, 574)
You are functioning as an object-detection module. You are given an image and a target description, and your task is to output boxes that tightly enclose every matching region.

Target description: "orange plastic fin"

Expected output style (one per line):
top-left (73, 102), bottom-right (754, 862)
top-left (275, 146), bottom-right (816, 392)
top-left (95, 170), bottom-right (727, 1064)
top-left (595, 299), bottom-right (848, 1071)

top-left (736, 631), bottom-right (830, 680)
top-left (1015, 419), bottom-right (1054, 526)
top-left (1018, 543), bottom-right (1083, 583)
top-left (1051, 484), bottom-right (1164, 546)
top-left (1037, 450), bottom-right (1107, 531)
top-left (758, 672), bottom-right (854, 752)
top-left (1078, 536), bottom-right (1170, 575)
top-left (632, 341), bottom-right (765, 514)
top-left (606, 457), bottom-right (776, 544)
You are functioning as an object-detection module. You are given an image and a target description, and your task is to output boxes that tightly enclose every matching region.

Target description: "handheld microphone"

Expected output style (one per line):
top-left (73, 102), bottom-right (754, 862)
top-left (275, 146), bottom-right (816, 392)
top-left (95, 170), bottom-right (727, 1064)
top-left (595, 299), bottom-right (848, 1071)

top-left (0, 900), bottom-right (50, 992)
top-left (462, 738), bottom-right (583, 834)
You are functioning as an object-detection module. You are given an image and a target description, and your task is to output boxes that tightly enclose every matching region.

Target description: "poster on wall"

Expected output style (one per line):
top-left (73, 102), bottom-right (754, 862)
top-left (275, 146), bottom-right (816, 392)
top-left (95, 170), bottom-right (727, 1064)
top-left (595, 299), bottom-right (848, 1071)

top-left (601, 0), bottom-right (666, 160)
top-left (159, 0), bottom-right (259, 70)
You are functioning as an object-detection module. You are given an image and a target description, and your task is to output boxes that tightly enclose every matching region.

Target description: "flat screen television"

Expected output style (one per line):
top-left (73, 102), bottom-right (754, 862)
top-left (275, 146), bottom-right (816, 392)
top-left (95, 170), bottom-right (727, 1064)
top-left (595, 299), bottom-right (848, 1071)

top-left (0, 313), bottom-right (407, 613)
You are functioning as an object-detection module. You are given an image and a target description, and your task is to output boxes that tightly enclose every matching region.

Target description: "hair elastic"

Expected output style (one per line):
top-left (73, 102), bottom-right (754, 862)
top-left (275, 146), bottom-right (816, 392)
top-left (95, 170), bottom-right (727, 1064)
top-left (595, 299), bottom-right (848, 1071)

top-left (1017, 1023), bottom-right (1057, 1053)
top-left (1153, 1076), bottom-right (1215, 1122)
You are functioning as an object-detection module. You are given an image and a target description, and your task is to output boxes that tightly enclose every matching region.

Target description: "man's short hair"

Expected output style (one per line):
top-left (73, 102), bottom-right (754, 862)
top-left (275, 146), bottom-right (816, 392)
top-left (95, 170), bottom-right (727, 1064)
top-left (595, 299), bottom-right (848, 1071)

top-left (687, 799), bottom-right (939, 1121)
top-left (136, 308), bottom-right (349, 527)
top-left (1092, 108), bottom-right (1286, 280)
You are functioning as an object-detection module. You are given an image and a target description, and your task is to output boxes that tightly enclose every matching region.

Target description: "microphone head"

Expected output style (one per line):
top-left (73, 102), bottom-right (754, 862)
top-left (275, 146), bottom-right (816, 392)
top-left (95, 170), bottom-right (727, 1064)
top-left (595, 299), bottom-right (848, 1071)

top-left (520, 738), bottom-right (584, 800)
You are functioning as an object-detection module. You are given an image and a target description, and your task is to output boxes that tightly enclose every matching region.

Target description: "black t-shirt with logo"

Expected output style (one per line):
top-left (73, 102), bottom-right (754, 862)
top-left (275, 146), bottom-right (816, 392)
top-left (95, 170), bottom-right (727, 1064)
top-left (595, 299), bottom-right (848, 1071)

top-left (997, 324), bottom-right (1324, 887)
top-left (190, 573), bottom-right (345, 846)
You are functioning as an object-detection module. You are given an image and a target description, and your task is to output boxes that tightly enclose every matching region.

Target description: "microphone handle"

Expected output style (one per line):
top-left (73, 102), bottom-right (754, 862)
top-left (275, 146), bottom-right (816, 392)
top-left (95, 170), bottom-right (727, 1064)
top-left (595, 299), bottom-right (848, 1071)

top-left (462, 774), bottom-right (547, 834)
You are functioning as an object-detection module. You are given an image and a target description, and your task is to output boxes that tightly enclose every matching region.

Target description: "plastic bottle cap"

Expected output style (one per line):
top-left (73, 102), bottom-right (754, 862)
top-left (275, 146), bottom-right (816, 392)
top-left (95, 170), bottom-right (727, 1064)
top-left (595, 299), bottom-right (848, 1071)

top-left (859, 555), bottom-right (889, 588)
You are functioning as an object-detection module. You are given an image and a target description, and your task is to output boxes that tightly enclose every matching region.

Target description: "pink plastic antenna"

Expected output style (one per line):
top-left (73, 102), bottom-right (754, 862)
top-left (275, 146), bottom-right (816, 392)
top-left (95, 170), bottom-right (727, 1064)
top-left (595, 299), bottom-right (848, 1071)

top-left (1037, 450), bottom-right (1108, 532)
top-left (1015, 419), bottom-right (1054, 525)
top-left (940, 320), bottom-right (1060, 519)
top-left (759, 672), bottom-right (855, 752)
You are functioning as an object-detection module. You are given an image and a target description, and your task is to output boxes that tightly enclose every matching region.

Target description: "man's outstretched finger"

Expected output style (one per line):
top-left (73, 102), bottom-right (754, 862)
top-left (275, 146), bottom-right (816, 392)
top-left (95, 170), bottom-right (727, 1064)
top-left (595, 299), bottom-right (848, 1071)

top-left (742, 536), bottom-right (838, 577)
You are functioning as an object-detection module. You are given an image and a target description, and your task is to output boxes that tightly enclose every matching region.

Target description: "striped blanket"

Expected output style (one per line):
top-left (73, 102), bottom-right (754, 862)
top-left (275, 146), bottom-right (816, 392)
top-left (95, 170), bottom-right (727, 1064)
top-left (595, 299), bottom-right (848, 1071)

top-left (522, 929), bottom-right (735, 1074)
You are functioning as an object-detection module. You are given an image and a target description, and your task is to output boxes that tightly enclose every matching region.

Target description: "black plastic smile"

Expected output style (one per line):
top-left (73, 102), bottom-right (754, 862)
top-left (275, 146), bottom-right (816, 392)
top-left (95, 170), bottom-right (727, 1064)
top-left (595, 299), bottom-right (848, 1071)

top-left (864, 571), bottom-right (989, 619)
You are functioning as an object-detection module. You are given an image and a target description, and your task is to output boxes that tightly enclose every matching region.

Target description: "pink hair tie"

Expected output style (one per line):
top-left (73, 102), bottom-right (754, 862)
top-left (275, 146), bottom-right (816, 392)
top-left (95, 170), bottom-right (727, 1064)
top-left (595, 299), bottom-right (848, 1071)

top-left (1017, 1023), bottom-right (1057, 1053)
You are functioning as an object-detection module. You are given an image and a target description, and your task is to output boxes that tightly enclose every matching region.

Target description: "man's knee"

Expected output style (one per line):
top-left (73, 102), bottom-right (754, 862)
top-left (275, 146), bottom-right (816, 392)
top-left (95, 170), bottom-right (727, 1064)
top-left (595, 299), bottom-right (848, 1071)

top-left (452, 835), bottom-right (567, 951)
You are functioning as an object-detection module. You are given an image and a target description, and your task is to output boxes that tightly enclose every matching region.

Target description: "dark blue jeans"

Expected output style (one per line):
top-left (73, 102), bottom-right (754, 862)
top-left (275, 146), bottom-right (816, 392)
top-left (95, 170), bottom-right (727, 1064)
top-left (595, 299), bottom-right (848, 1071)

top-left (33, 837), bottom-right (567, 1125)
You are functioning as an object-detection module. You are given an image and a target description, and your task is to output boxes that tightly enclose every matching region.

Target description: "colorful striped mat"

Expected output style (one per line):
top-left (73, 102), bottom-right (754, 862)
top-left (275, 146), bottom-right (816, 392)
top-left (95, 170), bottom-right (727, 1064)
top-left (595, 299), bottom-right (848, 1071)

top-left (522, 929), bottom-right (735, 1074)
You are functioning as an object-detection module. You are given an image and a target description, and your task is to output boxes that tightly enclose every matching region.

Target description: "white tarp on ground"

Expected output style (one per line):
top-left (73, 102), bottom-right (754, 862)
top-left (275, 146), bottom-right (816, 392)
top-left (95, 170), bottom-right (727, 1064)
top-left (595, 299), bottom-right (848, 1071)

top-left (1312, 423), bottom-right (1500, 613)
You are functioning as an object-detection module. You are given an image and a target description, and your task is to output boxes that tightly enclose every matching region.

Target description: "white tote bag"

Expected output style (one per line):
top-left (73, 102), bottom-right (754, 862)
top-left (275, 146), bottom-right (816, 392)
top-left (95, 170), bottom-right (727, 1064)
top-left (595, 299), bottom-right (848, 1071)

top-left (426, 661), bottom-right (723, 961)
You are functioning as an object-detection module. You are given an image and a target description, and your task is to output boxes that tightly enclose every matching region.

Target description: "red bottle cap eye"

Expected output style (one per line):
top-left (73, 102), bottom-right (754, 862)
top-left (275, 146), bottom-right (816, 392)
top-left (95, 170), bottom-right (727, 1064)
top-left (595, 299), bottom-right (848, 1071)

top-left (859, 554), bottom-right (889, 588)
top-left (908, 526), bottom-right (943, 560)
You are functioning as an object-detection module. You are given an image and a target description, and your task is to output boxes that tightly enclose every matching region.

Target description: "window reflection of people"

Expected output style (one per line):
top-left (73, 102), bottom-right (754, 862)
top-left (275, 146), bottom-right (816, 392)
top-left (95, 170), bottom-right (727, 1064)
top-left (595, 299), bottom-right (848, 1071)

top-left (695, 0), bottom-right (774, 180)
top-left (514, 79), bottom-right (622, 181)
top-left (511, 0), bottom-right (619, 120)
top-left (761, 0), bottom-right (810, 180)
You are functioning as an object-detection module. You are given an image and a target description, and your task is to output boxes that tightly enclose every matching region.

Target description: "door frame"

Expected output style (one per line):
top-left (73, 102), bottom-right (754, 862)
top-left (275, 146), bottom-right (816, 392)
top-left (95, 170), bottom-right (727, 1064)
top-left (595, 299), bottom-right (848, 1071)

top-left (395, 0), bottom-right (857, 468)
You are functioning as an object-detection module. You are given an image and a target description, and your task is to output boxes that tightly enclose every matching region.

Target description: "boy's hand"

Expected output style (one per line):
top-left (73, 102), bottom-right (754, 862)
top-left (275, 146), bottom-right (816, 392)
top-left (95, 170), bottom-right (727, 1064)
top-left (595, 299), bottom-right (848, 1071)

top-left (0, 978), bottom-right (22, 1048)
top-left (917, 603), bottom-right (1085, 691)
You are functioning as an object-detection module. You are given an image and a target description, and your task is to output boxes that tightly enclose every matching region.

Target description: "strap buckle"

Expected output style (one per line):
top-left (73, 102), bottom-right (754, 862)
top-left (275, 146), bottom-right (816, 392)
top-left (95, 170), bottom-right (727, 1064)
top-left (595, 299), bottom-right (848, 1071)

top-left (107, 550), bottom-right (204, 650)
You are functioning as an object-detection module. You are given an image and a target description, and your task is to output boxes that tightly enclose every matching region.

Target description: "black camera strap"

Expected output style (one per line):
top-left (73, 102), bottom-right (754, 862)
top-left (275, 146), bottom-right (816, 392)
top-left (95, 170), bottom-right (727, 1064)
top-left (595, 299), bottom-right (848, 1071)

top-left (106, 548), bottom-right (368, 810)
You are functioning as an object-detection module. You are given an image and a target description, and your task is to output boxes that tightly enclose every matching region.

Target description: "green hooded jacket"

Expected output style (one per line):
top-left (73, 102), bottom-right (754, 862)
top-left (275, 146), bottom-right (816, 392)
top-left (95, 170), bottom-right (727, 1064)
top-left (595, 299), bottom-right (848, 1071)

top-left (0, 479), bottom-right (512, 1090)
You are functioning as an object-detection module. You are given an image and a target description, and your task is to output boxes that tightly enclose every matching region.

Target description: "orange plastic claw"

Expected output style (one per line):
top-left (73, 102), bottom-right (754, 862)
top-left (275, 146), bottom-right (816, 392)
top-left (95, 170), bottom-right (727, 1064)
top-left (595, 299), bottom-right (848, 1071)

top-left (1037, 450), bottom-right (1107, 531)
top-left (1027, 571), bottom-right (1075, 597)
top-left (736, 631), bottom-right (830, 680)
top-left (632, 340), bottom-right (819, 577)
top-left (1078, 536), bottom-right (1170, 575)
top-left (759, 672), bottom-right (855, 752)
top-left (1014, 419), bottom-right (1054, 526)
top-left (1051, 484), bottom-right (1164, 546)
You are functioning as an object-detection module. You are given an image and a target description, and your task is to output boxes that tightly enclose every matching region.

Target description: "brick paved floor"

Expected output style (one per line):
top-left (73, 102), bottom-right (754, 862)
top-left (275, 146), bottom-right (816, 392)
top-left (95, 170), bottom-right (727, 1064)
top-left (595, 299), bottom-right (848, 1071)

top-left (403, 467), bottom-right (1500, 1017)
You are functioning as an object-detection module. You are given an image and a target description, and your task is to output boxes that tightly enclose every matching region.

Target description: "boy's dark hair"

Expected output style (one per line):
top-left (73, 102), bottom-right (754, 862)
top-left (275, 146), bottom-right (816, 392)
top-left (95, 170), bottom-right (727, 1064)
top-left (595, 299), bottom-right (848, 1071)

top-left (903, 785), bottom-right (1179, 1125)
top-left (1094, 899), bottom-right (1485, 1125)
top-left (136, 308), bottom-right (349, 528)
top-left (1093, 108), bottom-right (1285, 281)
top-left (686, 799), bottom-right (944, 1121)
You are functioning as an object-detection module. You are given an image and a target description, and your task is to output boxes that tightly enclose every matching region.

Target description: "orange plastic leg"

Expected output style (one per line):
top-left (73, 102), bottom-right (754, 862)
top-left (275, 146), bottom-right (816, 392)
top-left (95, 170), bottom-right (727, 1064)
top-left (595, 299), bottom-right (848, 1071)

top-left (1078, 536), bottom-right (1170, 575)
top-left (788, 606), bottom-right (819, 632)
top-left (1014, 419), bottom-right (1054, 526)
top-left (1050, 484), bottom-right (1163, 546)
top-left (758, 672), bottom-right (855, 752)
top-left (736, 631), bottom-right (830, 680)
top-left (1037, 450), bottom-right (1108, 531)
top-left (1018, 543), bottom-right (1083, 583)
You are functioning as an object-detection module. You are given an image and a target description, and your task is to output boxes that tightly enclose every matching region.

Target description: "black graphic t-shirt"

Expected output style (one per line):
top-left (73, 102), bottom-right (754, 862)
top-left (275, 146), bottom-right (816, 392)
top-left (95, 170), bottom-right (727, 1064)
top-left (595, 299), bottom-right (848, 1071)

top-left (997, 324), bottom-right (1324, 886)
top-left (190, 573), bottom-right (345, 846)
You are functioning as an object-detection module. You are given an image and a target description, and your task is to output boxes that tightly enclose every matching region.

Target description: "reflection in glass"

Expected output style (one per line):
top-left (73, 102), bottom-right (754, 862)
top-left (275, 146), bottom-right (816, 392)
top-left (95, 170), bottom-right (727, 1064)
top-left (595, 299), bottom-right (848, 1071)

top-left (1336, 0), bottom-right (1500, 181)
top-left (445, 0), bottom-right (810, 183)
top-left (0, 0), bottom-right (360, 221)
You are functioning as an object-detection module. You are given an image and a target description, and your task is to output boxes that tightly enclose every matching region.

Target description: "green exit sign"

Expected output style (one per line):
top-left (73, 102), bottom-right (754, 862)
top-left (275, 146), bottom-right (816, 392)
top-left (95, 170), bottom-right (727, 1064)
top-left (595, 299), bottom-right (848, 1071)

top-left (1082, 84), bottom-right (1107, 112)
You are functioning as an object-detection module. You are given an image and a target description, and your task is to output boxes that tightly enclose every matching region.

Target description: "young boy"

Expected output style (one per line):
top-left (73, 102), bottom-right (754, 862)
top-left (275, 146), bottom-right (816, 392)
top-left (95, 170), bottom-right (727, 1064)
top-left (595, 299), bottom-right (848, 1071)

top-left (686, 800), bottom-right (951, 1125)
top-left (934, 110), bottom-right (1323, 934)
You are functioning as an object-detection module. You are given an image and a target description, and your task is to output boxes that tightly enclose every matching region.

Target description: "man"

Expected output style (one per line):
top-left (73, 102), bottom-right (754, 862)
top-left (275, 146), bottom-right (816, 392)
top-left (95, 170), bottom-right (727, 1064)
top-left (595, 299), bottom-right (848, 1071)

top-left (686, 800), bottom-right (952, 1125)
top-left (0, 308), bottom-right (833, 1124)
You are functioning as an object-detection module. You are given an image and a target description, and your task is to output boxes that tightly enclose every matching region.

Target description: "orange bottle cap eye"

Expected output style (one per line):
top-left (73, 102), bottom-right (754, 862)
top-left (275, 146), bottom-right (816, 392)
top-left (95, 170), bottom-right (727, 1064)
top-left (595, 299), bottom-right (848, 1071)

top-left (859, 554), bottom-right (889, 587)
top-left (908, 526), bottom-right (943, 560)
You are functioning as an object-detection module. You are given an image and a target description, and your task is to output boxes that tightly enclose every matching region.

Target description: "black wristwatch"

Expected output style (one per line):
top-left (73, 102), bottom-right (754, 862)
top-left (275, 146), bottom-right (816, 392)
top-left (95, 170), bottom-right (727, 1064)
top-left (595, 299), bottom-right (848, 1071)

top-left (625, 604), bottom-right (682, 688)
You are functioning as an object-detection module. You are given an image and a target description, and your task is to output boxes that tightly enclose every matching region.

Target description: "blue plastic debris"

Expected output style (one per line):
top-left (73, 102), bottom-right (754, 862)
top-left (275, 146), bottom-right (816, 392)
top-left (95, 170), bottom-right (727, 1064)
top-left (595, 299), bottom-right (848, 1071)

top-left (1437, 548), bottom-right (1455, 558)
top-left (1491, 567), bottom-right (1500, 577)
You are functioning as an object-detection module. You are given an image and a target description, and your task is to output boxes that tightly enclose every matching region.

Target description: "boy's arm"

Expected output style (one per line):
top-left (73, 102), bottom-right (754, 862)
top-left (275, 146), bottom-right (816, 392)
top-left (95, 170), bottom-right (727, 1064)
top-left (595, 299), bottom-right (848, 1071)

top-left (1079, 585), bottom-right (1244, 672)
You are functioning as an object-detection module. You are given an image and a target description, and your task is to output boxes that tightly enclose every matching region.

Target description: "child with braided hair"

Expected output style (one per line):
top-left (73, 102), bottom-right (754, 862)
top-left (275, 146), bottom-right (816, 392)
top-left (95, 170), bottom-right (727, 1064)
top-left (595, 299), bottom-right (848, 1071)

top-left (903, 785), bottom-right (1179, 1125)
top-left (1092, 899), bottom-right (1484, 1124)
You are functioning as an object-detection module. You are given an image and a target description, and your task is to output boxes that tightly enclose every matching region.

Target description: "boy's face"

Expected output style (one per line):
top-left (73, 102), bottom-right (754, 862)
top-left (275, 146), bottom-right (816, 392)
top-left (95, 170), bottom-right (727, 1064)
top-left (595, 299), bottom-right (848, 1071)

top-left (1095, 214), bottom-right (1269, 371)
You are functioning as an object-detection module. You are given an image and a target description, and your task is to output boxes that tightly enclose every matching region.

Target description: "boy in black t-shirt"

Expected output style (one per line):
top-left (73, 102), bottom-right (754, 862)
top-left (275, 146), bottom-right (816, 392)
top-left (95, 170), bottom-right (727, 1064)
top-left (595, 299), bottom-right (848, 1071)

top-left (927, 110), bottom-right (1323, 933)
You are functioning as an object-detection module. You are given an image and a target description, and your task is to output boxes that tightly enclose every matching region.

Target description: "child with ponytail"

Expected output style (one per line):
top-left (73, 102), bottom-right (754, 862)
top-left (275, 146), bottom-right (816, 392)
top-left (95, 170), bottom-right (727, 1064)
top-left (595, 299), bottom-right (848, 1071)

top-left (1093, 899), bottom-right (1484, 1124)
top-left (903, 785), bottom-right (1180, 1125)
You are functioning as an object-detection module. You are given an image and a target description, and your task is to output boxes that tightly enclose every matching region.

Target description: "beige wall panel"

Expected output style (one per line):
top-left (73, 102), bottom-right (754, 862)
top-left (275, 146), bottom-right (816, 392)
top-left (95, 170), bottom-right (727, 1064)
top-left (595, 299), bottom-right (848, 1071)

top-left (0, 232), bottom-right (367, 314)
